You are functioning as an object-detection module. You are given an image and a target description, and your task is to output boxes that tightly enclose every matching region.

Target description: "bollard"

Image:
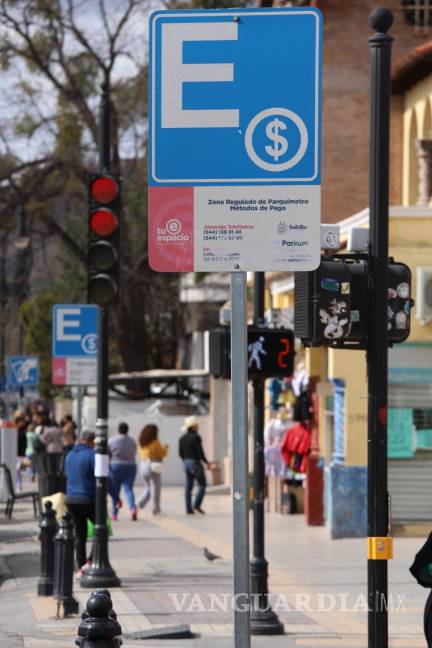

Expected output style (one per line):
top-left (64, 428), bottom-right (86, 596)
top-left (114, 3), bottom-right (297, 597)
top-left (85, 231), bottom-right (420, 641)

top-left (76, 589), bottom-right (122, 648)
top-left (37, 500), bottom-right (58, 596)
top-left (53, 512), bottom-right (79, 617)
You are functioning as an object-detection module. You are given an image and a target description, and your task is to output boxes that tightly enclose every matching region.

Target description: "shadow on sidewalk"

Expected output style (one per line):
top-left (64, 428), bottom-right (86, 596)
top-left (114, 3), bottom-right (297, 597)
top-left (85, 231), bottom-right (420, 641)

top-left (2, 553), bottom-right (40, 580)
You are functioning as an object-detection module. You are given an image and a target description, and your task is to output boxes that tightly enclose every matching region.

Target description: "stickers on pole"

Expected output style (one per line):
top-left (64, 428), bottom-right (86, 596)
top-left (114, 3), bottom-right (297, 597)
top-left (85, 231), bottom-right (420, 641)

top-left (148, 7), bottom-right (322, 272)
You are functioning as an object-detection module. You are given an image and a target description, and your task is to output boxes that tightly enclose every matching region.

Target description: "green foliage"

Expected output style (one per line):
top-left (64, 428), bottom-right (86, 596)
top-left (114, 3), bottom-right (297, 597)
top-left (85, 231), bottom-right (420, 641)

top-left (20, 249), bottom-right (87, 396)
top-left (1, 0), bottom-right (182, 381)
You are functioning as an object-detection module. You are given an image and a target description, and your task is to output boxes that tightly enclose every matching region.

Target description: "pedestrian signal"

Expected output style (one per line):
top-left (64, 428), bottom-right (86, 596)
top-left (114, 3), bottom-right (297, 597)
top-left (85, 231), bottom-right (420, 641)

top-left (209, 327), bottom-right (295, 379)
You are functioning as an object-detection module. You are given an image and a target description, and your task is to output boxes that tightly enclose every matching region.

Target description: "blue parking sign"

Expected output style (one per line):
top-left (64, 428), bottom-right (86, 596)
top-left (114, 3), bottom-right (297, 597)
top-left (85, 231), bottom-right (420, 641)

top-left (148, 7), bottom-right (322, 272)
top-left (52, 305), bottom-right (98, 358)
top-left (8, 356), bottom-right (39, 387)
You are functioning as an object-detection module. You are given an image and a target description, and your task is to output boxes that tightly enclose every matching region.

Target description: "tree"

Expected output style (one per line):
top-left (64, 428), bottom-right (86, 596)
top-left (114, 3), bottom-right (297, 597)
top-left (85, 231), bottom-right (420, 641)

top-left (0, 0), bottom-right (181, 379)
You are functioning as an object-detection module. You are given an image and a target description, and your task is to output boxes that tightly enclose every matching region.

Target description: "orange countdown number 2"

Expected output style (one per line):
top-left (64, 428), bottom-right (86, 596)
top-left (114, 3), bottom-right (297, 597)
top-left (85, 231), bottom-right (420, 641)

top-left (278, 338), bottom-right (290, 369)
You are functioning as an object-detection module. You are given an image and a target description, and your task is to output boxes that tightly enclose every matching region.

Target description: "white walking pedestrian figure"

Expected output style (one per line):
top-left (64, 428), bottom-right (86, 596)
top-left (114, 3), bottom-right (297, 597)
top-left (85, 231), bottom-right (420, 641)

top-left (248, 336), bottom-right (267, 370)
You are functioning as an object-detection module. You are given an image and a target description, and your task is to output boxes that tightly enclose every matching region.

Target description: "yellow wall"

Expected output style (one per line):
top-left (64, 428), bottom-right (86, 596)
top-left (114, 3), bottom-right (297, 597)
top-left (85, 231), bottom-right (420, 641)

top-left (323, 215), bottom-right (432, 466)
top-left (270, 219), bottom-right (432, 469)
top-left (328, 349), bottom-right (368, 467)
top-left (402, 76), bottom-right (432, 206)
top-left (389, 217), bottom-right (432, 342)
top-left (272, 292), bottom-right (293, 309)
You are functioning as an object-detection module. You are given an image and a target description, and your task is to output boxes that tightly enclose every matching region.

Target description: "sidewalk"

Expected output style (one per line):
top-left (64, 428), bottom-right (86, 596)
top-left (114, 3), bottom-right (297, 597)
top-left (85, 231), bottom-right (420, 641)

top-left (0, 483), bottom-right (429, 647)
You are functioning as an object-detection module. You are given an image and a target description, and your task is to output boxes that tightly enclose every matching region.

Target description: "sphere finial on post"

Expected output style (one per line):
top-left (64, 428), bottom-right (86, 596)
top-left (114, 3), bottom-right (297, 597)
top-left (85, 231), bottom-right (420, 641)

top-left (369, 7), bottom-right (394, 33)
top-left (76, 590), bottom-right (122, 648)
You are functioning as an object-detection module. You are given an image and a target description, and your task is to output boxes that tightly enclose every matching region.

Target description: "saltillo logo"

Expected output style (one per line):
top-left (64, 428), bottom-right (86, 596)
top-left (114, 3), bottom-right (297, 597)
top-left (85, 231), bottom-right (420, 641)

top-left (157, 218), bottom-right (190, 242)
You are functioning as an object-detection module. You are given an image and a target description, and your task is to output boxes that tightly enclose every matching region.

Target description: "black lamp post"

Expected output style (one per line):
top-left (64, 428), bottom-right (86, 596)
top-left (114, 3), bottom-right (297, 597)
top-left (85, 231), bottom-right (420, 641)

top-left (250, 272), bottom-right (284, 635)
top-left (81, 70), bottom-right (120, 589)
top-left (367, 8), bottom-right (393, 648)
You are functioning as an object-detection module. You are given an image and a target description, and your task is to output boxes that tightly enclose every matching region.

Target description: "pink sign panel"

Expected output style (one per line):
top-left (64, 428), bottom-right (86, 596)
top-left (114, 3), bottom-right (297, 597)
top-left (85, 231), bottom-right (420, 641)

top-left (148, 187), bottom-right (194, 272)
top-left (52, 358), bottom-right (67, 385)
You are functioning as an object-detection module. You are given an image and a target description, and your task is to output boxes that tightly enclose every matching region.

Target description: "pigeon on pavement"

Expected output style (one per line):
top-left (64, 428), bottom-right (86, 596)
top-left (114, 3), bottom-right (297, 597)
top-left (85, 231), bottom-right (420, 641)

top-left (204, 547), bottom-right (221, 562)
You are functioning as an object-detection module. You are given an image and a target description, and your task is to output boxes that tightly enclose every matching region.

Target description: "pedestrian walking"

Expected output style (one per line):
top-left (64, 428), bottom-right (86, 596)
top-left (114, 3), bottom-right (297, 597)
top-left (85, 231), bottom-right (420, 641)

top-left (137, 424), bottom-right (168, 515)
top-left (178, 416), bottom-right (211, 515)
top-left (108, 422), bottom-right (137, 521)
top-left (14, 412), bottom-right (28, 492)
top-left (65, 431), bottom-right (120, 575)
top-left (33, 407), bottom-right (56, 451)
top-left (61, 415), bottom-right (77, 454)
top-left (25, 423), bottom-right (37, 481)
top-left (40, 422), bottom-right (64, 453)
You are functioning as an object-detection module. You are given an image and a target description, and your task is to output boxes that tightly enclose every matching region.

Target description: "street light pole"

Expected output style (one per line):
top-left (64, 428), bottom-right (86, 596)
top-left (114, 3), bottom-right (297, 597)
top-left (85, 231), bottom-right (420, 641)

top-left (81, 71), bottom-right (120, 589)
top-left (250, 272), bottom-right (284, 635)
top-left (367, 8), bottom-right (393, 648)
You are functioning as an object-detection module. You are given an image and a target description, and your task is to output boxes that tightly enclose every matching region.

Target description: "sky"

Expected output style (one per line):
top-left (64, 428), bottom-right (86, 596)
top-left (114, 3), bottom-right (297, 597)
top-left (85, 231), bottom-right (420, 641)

top-left (0, 0), bottom-right (163, 162)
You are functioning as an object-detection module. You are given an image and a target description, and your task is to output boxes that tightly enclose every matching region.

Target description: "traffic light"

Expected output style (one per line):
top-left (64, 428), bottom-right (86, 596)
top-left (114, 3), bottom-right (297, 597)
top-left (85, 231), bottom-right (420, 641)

top-left (209, 327), bottom-right (295, 379)
top-left (88, 174), bottom-right (121, 306)
top-left (294, 256), bottom-right (412, 348)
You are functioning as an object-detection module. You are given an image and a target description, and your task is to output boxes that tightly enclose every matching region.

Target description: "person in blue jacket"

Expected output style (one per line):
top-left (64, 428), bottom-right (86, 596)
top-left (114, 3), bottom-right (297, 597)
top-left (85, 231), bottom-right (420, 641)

top-left (65, 430), bottom-right (119, 574)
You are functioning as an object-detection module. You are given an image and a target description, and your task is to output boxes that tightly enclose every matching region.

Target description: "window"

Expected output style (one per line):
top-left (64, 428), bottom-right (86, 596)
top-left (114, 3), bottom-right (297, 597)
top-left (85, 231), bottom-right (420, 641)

top-left (403, 0), bottom-right (432, 34)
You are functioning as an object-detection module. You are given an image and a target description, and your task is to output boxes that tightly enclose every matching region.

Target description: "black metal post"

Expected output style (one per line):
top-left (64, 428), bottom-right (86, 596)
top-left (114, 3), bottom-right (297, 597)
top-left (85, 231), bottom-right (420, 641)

top-left (81, 72), bottom-right (120, 589)
top-left (53, 512), bottom-right (79, 616)
top-left (37, 501), bottom-right (58, 596)
top-left (367, 9), bottom-right (394, 648)
top-left (76, 589), bottom-right (122, 648)
top-left (250, 272), bottom-right (284, 635)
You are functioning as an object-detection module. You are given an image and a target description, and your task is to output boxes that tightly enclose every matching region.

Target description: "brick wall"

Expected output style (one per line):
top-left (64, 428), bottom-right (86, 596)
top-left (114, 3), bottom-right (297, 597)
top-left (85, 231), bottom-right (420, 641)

top-left (319, 0), bottom-right (428, 222)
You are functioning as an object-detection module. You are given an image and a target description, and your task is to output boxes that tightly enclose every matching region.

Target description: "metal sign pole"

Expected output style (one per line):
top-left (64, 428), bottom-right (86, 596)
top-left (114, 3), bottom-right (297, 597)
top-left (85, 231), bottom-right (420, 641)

top-left (230, 271), bottom-right (251, 648)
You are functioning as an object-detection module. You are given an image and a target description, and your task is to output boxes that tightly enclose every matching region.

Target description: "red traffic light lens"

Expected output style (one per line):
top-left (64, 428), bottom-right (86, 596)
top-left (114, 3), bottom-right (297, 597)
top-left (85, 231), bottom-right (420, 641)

top-left (90, 209), bottom-right (118, 237)
top-left (90, 176), bottom-right (119, 204)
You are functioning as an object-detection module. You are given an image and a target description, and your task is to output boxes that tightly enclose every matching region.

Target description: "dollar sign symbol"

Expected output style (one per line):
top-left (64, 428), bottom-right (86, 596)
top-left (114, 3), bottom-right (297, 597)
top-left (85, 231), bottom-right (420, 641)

top-left (265, 118), bottom-right (288, 162)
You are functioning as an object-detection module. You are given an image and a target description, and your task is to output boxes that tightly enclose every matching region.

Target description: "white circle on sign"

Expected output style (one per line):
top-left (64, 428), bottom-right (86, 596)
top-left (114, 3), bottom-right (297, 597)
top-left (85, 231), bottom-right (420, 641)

top-left (82, 333), bottom-right (98, 355)
top-left (245, 107), bottom-right (308, 172)
top-left (166, 218), bottom-right (182, 235)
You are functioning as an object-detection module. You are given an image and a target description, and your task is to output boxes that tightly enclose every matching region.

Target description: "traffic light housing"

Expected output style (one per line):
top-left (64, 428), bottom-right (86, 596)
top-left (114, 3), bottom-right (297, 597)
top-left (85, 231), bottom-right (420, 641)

top-left (294, 255), bottom-right (412, 348)
top-left (209, 327), bottom-right (295, 379)
top-left (88, 174), bottom-right (121, 306)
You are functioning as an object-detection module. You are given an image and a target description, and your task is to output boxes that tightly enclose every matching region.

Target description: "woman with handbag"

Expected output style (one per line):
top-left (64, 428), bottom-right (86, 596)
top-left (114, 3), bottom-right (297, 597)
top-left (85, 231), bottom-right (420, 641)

top-left (137, 424), bottom-right (168, 515)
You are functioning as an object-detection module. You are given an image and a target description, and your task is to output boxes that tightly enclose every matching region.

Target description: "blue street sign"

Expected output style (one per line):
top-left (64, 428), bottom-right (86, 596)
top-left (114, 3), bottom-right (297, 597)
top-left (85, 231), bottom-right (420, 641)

top-left (52, 305), bottom-right (98, 358)
top-left (149, 7), bottom-right (322, 186)
top-left (148, 7), bottom-right (322, 273)
top-left (8, 356), bottom-right (39, 387)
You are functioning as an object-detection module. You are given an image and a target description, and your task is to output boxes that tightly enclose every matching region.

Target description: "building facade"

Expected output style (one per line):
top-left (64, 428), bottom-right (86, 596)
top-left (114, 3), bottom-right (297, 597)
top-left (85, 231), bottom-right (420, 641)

top-left (262, 1), bottom-right (432, 536)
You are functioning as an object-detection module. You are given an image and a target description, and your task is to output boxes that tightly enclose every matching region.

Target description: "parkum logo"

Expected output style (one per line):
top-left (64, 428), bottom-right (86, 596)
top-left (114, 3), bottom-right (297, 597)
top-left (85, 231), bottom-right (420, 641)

top-left (157, 218), bottom-right (190, 243)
